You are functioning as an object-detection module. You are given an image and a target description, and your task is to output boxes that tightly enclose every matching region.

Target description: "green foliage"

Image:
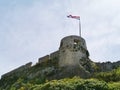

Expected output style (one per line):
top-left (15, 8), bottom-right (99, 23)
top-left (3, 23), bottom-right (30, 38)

top-left (10, 80), bottom-right (33, 90)
top-left (31, 77), bottom-right (108, 90)
top-left (10, 78), bottom-right (30, 90)
top-left (7, 77), bottom-right (120, 90)
top-left (0, 75), bottom-right (19, 90)
top-left (94, 67), bottom-right (120, 82)
top-left (108, 82), bottom-right (120, 90)
top-left (2, 62), bottom-right (120, 90)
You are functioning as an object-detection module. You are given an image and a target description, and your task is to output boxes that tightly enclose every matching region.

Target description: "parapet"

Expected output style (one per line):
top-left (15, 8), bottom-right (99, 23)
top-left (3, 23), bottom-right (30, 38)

top-left (50, 51), bottom-right (59, 59)
top-left (59, 35), bottom-right (87, 50)
top-left (38, 50), bottom-right (59, 64)
top-left (38, 55), bottom-right (49, 63)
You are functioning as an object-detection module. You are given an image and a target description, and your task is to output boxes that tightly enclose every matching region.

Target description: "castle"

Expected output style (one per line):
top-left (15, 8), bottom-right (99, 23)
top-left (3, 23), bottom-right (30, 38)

top-left (1, 35), bottom-right (89, 78)
top-left (1, 35), bottom-right (120, 82)
top-left (1, 35), bottom-right (120, 90)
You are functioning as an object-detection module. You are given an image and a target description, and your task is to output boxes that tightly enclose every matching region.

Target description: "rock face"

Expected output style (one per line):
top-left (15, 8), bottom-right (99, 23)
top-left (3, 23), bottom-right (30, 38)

top-left (59, 35), bottom-right (89, 67)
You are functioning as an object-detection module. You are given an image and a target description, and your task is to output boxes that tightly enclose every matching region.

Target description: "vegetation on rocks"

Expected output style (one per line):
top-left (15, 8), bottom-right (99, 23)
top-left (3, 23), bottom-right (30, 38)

top-left (9, 76), bottom-right (120, 90)
top-left (1, 56), bottom-right (120, 90)
top-left (1, 64), bottom-right (120, 90)
top-left (30, 77), bottom-right (108, 90)
top-left (94, 67), bottom-right (120, 82)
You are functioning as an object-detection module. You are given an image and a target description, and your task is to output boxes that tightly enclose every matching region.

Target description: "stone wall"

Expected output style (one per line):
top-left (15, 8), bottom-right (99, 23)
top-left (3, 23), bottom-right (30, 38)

top-left (38, 55), bottom-right (49, 63)
top-left (38, 50), bottom-right (59, 64)
top-left (96, 61), bottom-right (120, 72)
top-left (50, 51), bottom-right (59, 59)
top-left (1, 50), bottom-right (59, 79)
top-left (2, 62), bottom-right (32, 78)
top-left (59, 35), bottom-right (89, 67)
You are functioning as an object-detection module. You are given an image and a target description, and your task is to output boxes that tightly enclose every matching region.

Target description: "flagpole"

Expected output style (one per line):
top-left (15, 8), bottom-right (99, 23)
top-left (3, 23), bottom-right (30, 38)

top-left (67, 15), bottom-right (81, 36)
top-left (79, 19), bottom-right (81, 37)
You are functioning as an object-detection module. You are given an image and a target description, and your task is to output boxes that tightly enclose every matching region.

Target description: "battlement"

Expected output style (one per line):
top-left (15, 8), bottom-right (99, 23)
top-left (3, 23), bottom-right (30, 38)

top-left (38, 50), bottom-right (59, 64)
top-left (60, 35), bottom-right (87, 50)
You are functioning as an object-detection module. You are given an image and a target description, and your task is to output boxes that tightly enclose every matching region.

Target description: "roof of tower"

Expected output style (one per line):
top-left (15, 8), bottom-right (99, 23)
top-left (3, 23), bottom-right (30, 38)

top-left (61, 35), bottom-right (85, 41)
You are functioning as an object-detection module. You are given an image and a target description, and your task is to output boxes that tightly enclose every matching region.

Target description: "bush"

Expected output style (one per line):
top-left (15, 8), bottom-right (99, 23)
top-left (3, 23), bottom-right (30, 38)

top-left (108, 82), bottom-right (120, 90)
top-left (9, 77), bottom-right (120, 90)
top-left (95, 67), bottom-right (120, 82)
top-left (32, 77), bottom-right (108, 90)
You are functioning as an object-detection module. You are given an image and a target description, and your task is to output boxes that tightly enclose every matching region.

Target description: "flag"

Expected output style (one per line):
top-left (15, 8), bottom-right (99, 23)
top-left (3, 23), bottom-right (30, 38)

top-left (67, 15), bottom-right (80, 20)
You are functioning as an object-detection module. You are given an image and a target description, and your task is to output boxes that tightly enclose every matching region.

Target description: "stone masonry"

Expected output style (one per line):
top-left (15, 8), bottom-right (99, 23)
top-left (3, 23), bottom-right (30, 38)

top-left (59, 35), bottom-right (89, 67)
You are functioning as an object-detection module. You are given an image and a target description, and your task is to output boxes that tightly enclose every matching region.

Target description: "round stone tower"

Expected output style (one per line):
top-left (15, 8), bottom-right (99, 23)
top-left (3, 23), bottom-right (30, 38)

top-left (59, 35), bottom-right (89, 67)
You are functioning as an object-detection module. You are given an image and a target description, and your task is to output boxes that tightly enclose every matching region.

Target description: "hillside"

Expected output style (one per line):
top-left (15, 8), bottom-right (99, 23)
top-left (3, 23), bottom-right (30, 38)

top-left (0, 58), bottom-right (120, 90)
top-left (2, 67), bottom-right (120, 90)
top-left (0, 35), bottom-right (120, 90)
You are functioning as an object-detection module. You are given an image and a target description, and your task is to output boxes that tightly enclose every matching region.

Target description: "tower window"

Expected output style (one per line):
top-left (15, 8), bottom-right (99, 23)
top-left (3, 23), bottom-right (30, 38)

top-left (74, 39), bottom-right (80, 45)
top-left (74, 42), bottom-right (77, 45)
top-left (73, 39), bottom-right (80, 51)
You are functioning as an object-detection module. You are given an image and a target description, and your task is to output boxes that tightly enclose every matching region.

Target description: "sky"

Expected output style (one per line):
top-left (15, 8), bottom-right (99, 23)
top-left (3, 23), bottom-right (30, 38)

top-left (0, 0), bottom-right (120, 77)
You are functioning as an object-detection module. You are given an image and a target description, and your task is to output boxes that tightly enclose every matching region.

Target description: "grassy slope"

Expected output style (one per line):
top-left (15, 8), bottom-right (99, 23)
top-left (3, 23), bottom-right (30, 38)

top-left (9, 67), bottom-right (120, 90)
top-left (10, 77), bottom-right (120, 90)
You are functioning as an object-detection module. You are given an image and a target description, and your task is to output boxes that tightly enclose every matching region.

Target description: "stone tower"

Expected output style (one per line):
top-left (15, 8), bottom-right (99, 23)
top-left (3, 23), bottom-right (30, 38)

top-left (59, 35), bottom-right (89, 67)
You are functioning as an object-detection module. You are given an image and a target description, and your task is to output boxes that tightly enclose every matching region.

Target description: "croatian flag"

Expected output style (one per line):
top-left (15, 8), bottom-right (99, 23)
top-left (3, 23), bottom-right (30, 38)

top-left (67, 15), bottom-right (80, 20)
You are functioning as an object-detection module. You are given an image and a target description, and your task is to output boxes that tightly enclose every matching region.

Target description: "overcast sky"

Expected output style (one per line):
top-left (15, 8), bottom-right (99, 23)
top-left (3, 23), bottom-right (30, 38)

top-left (0, 0), bottom-right (120, 77)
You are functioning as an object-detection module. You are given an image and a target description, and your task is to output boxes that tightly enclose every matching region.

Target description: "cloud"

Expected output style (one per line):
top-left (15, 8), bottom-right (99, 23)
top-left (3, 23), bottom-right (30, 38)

top-left (0, 0), bottom-right (68, 77)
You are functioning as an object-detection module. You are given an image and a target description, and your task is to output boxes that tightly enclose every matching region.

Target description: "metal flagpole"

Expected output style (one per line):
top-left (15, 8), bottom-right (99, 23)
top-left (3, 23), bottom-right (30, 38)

top-left (67, 15), bottom-right (81, 36)
top-left (79, 19), bottom-right (81, 37)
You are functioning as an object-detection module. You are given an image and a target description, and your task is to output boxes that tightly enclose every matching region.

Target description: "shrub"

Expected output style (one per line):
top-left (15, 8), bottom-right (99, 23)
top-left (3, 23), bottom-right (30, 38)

top-left (95, 67), bottom-right (120, 82)
top-left (32, 77), bottom-right (108, 90)
top-left (108, 82), bottom-right (120, 90)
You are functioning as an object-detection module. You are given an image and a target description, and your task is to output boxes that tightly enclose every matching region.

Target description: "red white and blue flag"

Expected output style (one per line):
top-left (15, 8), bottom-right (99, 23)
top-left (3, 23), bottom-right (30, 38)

top-left (67, 15), bottom-right (80, 20)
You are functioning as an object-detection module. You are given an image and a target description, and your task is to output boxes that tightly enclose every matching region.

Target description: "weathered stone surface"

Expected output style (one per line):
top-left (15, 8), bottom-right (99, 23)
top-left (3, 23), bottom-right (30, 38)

top-left (96, 61), bottom-right (120, 72)
top-left (59, 35), bottom-right (89, 67)
top-left (1, 62), bottom-right (32, 78)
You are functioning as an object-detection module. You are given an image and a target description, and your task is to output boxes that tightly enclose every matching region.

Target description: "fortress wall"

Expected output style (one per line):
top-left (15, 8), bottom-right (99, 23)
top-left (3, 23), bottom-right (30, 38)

top-left (38, 55), bottom-right (50, 63)
top-left (38, 50), bottom-right (59, 64)
top-left (25, 62), bottom-right (32, 68)
top-left (2, 62), bottom-right (32, 78)
top-left (50, 50), bottom-right (59, 59)
top-left (113, 61), bottom-right (120, 67)
top-left (96, 61), bottom-right (120, 72)
top-left (2, 50), bottom-right (59, 79)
